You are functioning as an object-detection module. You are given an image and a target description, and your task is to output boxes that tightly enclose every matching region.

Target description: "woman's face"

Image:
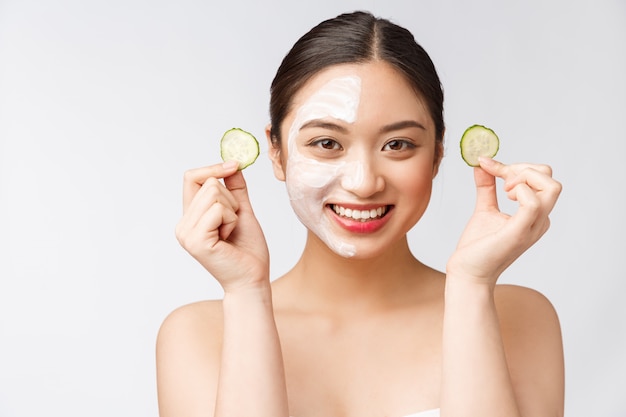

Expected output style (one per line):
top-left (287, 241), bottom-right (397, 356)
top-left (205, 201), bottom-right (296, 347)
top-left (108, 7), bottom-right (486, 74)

top-left (268, 61), bottom-right (442, 258)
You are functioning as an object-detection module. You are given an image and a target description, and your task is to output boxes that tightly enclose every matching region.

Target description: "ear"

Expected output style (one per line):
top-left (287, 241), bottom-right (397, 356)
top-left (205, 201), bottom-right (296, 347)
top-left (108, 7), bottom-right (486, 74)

top-left (266, 124), bottom-right (286, 181)
top-left (432, 139), bottom-right (444, 179)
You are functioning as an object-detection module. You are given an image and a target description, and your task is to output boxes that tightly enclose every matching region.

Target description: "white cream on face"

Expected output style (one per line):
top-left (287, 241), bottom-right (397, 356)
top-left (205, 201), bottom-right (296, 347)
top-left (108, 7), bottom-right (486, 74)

top-left (285, 75), bottom-right (364, 257)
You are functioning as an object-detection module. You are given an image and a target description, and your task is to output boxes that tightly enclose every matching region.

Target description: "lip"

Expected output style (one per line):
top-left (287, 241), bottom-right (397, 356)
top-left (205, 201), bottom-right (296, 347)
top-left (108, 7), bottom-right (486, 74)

top-left (326, 203), bottom-right (393, 234)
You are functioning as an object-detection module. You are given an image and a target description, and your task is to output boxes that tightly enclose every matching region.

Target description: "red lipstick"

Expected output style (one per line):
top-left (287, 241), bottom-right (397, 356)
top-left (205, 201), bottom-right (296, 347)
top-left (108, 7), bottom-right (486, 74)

top-left (326, 204), bottom-right (392, 234)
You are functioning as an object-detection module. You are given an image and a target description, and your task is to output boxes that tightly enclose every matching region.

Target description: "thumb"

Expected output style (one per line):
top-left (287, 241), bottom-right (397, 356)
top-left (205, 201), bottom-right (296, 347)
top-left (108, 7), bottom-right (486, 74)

top-left (473, 164), bottom-right (498, 212)
top-left (223, 169), bottom-right (253, 210)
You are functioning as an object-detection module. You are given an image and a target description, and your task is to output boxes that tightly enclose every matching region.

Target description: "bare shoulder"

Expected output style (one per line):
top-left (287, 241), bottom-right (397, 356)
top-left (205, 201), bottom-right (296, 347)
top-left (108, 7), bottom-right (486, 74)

top-left (494, 284), bottom-right (561, 329)
top-left (158, 300), bottom-right (224, 341)
top-left (156, 300), bottom-right (224, 417)
top-left (157, 299), bottom-right (224, 365)
top-left (493, 284), bottom-right (562, 359)
top-left (494, 284), bottom-right (565, 416)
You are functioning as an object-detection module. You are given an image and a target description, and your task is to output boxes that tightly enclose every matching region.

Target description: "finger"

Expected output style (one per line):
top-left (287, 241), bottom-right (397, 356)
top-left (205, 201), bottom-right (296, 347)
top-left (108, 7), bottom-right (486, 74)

top-left (184, 177), bottom-right (240, 228)
top-left (478, 157), bottom-right (509, 177)
top-left (479, 158), bottom-right (561, 213)
top-left (503, 165), bottom-right (552, 190)
top-left (182, 161), bottom-right (240, 211)
top-left (506, 182), bottom-right (541, 229)
top-left (196, 202), bottom-right (239, 242)
top-left (179, 203), bottom-right (239, 254)
top-left (480, 157), bottom-right (553, 181)
top-left (504, 168), bottom-right (562, 214)
top-left (223, 169), bottom-right (254, 211)
top-left (505, 182), bottom-right (552, 241)
top-left (507, 163), bottom-right (552, 178)
top-left (473, 166), bottom-right (499, 212)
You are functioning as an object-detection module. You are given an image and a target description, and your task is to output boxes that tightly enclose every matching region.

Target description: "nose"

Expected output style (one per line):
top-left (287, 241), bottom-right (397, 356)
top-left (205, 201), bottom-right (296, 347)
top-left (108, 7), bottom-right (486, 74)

top-left (340, 158), bottom-right (385, 197)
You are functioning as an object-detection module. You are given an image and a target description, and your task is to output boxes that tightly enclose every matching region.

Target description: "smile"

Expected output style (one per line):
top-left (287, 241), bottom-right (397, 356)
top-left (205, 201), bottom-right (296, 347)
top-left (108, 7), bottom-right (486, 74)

top-left (330, 204), bottom-right (389, 222)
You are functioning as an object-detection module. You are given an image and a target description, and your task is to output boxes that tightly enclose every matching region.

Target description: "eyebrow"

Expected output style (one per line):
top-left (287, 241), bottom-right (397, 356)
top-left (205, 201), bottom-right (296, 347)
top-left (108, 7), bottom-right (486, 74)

top-left (299, 119), bottom-right (426, 134)
top-left (379, 120), bottom-right (426, 133)
top-left (299, 119), bottom-right (349, 133)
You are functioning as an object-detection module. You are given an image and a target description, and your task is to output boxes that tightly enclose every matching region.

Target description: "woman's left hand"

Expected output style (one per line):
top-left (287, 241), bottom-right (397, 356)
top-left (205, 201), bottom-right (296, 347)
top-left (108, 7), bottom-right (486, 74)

top-left (447, 157), bottom-right (562, 286)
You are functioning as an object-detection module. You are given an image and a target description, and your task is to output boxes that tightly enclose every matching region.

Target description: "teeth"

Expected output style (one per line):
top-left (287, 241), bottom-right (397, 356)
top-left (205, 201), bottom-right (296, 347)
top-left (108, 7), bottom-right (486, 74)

top-left (331, 205), bottom-right (387, 221)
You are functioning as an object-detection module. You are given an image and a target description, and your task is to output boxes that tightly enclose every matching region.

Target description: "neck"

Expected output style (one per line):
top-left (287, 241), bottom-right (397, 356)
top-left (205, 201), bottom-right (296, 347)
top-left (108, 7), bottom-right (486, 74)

top-left (278, 232), bottom-right (434, 315)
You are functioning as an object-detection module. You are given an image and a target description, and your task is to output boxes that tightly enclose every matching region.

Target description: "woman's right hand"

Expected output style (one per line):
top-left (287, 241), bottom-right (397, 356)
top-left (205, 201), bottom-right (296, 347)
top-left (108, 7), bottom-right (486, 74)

top-left (175, 160), bottom-right (270, 293)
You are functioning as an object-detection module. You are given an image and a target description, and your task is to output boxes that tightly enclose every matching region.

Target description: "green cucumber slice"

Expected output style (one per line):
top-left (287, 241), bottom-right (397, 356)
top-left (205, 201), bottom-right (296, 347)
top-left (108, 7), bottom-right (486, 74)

top-left (220, 128), bottom-right (259, 170)
top-left (460, 124), bottom-right (499, 167)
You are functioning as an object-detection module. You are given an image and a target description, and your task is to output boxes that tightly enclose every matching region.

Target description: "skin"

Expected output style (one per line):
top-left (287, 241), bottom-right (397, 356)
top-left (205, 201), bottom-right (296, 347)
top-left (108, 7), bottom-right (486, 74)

top-left (282, 74), bottom-right (364, 257)
top-left (157, 61), bottom-right (564, 417)
top-left (277, 66), bottom-right (440, 260)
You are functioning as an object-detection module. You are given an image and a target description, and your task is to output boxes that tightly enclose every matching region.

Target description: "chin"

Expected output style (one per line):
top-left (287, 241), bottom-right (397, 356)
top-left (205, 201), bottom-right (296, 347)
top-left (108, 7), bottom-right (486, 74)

top-left (325, 239), bottom-right (395, 260)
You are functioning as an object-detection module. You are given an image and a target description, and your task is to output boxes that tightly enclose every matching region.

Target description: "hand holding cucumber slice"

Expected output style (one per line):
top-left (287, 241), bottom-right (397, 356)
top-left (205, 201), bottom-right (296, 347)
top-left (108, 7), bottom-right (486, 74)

top-left (220, 128), bottom-right (260, 170)
top-left (460, 124), bottom-right (499, 167)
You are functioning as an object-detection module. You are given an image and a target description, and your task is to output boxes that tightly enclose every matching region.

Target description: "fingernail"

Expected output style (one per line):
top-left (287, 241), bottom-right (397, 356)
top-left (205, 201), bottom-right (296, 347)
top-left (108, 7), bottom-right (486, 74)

top-left (478, 156), bottom-right (494, 165)
top-left (222, 160), bottom-right (240, 170)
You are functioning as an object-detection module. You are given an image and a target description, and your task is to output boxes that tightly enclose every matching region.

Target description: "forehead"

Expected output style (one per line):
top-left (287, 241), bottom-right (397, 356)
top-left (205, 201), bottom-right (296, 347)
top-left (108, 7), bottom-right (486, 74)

top-left (283, 61), bottom-right (432, 132)
top-left (290, 64), bottom-right (365, 108)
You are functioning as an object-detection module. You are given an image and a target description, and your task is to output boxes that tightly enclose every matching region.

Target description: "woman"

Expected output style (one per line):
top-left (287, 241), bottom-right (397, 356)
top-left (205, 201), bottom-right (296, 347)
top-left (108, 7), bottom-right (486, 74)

top-left (157, 11), bottom-right (564, 417)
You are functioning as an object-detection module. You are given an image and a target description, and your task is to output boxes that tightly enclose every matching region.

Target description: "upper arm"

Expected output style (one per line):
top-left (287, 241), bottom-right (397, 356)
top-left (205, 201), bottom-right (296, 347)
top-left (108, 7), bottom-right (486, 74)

top-left (495, 285), bottom-right (565, 417)
top-left (156, 301), bottom-right (223, 417)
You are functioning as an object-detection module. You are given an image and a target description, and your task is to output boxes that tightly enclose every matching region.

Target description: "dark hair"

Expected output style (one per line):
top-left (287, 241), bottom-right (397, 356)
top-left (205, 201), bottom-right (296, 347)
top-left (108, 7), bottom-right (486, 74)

top-left (269, 11), bottom-right (444, 156)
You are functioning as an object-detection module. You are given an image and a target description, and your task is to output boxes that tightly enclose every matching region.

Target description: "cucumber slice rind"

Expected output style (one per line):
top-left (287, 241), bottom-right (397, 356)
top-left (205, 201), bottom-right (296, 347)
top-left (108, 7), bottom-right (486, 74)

top-left (220, 128), bottom-right (260, 170)
top-left (460, 124), bottom-right (499, 167)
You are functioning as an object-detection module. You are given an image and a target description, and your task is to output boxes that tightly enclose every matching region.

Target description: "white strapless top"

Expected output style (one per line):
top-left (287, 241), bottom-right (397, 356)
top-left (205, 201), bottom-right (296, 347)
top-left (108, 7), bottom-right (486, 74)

top-left (293, 409), bottom-right (440, 417)
top-left (404, 409), bottom-right (440, 417)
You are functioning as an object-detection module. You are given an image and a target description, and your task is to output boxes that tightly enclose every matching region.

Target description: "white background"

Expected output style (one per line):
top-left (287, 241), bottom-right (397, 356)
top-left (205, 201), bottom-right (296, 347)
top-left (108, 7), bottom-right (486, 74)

top-left (1, 0), bottom-right (624, 416)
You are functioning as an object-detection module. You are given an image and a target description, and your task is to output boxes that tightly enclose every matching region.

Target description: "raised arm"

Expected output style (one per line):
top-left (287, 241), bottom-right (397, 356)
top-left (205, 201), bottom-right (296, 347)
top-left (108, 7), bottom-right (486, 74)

top-left (441, 157), bottom-right (564, 417)
top-left (156, 161), bottom-right (289, 417)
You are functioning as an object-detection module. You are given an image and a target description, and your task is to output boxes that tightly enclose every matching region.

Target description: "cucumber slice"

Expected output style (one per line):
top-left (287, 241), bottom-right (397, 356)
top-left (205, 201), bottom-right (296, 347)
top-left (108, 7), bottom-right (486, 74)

top-left (460, 124), bottom-right (499, 167)
top-left (220, 128), bottom-right (259, 170)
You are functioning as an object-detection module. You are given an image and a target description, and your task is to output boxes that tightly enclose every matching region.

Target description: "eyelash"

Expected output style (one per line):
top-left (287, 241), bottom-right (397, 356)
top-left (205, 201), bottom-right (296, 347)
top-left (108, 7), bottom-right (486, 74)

top-left (308, 137), bottom-right (342, 150)
top-left (382, 139), bottom-right (416, 151)
top-left (307, 138), bottom-right (417, 152)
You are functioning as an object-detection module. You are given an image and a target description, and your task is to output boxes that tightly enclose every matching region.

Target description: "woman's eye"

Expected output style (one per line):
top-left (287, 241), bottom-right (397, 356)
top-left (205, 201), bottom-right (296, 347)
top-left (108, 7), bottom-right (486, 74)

top-left (383, 139), bottom-right (415, 151)
top-left (312, 138), bottom-right (342, 150)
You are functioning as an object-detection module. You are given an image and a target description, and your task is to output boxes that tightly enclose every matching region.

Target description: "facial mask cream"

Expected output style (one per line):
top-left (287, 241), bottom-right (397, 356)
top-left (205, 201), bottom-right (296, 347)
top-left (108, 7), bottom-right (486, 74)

top-left (285, 75), bottom-right (364, 257)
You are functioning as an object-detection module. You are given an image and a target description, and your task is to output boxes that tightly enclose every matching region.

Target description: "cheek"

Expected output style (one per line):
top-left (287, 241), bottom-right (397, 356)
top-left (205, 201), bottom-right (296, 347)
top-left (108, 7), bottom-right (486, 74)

top-left (285, 153), bottom-right (340, 226)
top-left (286, 153), bottom-right (342, 196)
top-left (284, 154), bottom-right (359, 258)
top-left (284, 156), bottom-right (342, 249)
top-left (391, 160), bottom-right (436, 203)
